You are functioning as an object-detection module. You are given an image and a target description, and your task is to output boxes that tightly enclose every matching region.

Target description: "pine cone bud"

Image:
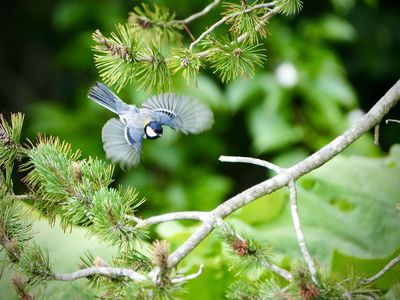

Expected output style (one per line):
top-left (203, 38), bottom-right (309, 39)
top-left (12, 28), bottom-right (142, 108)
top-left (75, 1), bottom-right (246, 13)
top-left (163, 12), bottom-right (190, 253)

top-left (152, 240), bottom-right (169, 269)
top-left (232, 239), bottom-right (249, 256)
top-left (72, 162), bottom-right (82, 182)
top-left (93, 256), bottom-right (108, 267)
top-left (299, 283), bottom-right (319, 300)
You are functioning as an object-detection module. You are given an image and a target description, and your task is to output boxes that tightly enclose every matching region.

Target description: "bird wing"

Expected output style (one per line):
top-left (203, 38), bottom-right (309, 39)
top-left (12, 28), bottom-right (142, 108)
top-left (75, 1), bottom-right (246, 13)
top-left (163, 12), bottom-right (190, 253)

top-left (101, 118), bottom-right (143, 168)
top-left (140, 94), bottom-right (213, 134)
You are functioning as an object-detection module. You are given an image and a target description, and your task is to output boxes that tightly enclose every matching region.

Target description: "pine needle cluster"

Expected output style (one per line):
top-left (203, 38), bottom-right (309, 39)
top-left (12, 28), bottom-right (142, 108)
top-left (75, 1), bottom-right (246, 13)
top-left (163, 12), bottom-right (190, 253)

top-left (226, 264), bottom-right (380, 300)
top-left (217, 222), bottom-right (272, 275)
top-left (91, 0), bottom-right (303, 93)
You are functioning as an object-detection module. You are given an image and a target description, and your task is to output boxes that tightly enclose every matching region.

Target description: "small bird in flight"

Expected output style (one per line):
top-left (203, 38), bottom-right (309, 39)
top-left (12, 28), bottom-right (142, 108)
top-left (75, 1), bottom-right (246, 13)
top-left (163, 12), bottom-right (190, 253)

top-left (88, 82), bottom-right (213, 167)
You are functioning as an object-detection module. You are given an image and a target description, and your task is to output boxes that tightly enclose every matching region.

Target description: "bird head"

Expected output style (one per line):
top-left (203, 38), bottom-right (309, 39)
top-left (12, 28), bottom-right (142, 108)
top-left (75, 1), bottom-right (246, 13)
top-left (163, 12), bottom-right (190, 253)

top-left (144, 121), bottom-right (163, 139)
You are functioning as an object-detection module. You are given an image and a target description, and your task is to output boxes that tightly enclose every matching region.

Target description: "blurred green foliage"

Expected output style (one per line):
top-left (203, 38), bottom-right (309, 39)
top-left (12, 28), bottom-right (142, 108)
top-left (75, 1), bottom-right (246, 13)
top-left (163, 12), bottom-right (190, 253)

top-left (1, 0), bottom-right (400, 299)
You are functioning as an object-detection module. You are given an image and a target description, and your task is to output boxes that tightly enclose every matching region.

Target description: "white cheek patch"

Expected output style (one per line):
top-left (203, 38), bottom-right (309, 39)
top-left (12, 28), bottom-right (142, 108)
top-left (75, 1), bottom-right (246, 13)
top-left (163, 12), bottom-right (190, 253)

top-left (145, 126), bottom-right (158, 138)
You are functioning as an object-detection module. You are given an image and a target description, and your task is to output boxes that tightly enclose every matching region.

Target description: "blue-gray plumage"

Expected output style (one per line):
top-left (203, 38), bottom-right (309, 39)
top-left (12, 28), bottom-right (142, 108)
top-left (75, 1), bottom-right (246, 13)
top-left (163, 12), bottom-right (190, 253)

top-left (88, 82), bottom-right (213, 167)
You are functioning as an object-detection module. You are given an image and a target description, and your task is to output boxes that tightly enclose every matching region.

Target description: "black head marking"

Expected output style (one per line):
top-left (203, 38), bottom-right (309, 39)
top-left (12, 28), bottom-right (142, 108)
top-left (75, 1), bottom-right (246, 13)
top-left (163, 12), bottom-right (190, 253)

top-left (145, 121), bottom-right (163, 140)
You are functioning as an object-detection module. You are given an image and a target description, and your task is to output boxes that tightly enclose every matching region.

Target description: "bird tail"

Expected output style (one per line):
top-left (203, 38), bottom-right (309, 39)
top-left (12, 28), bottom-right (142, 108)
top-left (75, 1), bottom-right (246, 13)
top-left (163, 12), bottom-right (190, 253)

top-left (88, 82), bottom-right (127, 114)
top-left (102, 118), bottom-right (142, 168)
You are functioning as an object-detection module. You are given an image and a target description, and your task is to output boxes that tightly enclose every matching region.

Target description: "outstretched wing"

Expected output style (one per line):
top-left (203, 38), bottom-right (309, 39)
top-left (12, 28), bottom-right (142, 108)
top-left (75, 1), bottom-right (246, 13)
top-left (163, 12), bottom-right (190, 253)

top-left (101, 118), bottom-right (143, 168)
top-left (141, 94), bottom-right (213, 134)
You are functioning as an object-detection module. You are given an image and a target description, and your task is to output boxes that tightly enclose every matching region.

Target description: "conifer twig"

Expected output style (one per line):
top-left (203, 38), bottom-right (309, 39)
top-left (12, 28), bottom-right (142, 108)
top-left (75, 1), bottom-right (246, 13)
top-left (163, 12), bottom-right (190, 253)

top-left (179, 0), bottom-right (221, 24)
top-left (362, 254), bottom-right (400, 285)
top-left (171, 264), bottom-right (204, 283)
top-left (133, 211), bottom-right (210, 227)
top-left (189, 2), bottom-right (276, 50)
top-left (258, 255), bottom-right (293, 281)
top-left (288, 180), bottom-right (317, 284)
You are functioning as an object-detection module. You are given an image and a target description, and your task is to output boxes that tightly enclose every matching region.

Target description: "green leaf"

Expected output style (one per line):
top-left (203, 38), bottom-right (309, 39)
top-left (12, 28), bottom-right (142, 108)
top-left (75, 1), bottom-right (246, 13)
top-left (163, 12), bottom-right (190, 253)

top-left (236, 189), bottom-right (286, 225)
top-left (385, 282), bottom-right (400, 300)
top-left (251, 145), bottom-right (400, 273)
top-left (247, 90), bottom-right (303, 153)
top-left (225, 76), bottom-right (265, 112)
top-left (304, 15), bottom-right (357, 42)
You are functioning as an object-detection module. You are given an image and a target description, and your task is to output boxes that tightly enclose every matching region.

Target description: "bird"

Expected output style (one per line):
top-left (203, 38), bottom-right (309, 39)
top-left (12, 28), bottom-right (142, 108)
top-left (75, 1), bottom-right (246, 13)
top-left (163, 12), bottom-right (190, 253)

top-left (88, 82), bottom-right (213, 168)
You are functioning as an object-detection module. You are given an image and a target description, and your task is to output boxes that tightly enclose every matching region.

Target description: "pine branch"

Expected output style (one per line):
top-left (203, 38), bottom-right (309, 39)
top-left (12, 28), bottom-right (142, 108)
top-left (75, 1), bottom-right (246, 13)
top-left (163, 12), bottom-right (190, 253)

top-left (217, 221), bottom-right (292, 281)
top-left (189, 2), bottom-right (275, 50)
top-left (167, 79), bottom-right (400, 267)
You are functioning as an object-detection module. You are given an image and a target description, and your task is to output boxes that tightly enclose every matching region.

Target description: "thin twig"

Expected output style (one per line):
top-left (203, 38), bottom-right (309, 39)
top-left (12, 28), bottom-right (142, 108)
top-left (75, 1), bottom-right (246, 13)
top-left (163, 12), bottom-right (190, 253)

top-left (179, 0), bottom-right (221, 24)
top-left (189, 2), bottom-right (275, 50)
top-left (15, 195), bottom-right (30, 200)
top-left (171, 264), bottom-right (204, 283)
top-left (182, 23), bottom-right (196, 42)
top-left (52, 266), bottom-right (147, 282)
top-left (362, 254), bottom-right (400, 285)
top-left (288, 180), bottom-right (317, 284)
top-left (219, 155), bottom-right (283, 174)
top-left (258, 255), bottom-right (293, 281)
top-left (386, 118), bottom-right (400, 124)
top-left (237, 4), bottom-right (282, 43)
top-left (374, 124), bottom-right (380, 145)
top-left (167, 80), bottom-right (400, 267)
top-left (133, 211), bottom-right (210, 227)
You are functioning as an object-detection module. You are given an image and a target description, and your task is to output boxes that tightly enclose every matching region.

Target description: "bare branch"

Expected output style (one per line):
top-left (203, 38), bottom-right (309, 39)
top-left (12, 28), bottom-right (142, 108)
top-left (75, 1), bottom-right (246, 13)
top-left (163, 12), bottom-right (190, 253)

top-left (288, 180), bottom-right (317, 284)
top-left (52, 266), bottom-right (147, 282)
top-left (167, 80), bottom-right (400, 267)
top-left (374, 124), bottom-right (380, 145)
top-left (15, 195), bottom-right (30, 201)
top-left (386, 118), bottom-right (400, 124)
top-left (362, 254), bottom-right (400, 285)
top-left (168, 218), bottom-right (216, 267)
top-left (189, 2), bottom-right (276, 50)
top-left (258, 255), bottom-right (293, 282)
top-left (179, 0), bottom-right (221, 24)
top-left (134, 211), bottom-right (210, 227)
top-left (219, 155), bottom-right (283, 174)
top-left (171, 264), bottom-right (204, 283)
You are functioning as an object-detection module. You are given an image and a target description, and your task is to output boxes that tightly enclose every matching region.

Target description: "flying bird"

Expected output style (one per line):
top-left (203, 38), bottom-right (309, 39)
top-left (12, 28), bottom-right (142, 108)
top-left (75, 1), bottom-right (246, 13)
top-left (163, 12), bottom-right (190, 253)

top-left (88, 82), bottom-right (213, 167)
